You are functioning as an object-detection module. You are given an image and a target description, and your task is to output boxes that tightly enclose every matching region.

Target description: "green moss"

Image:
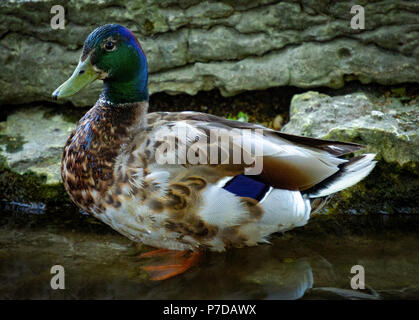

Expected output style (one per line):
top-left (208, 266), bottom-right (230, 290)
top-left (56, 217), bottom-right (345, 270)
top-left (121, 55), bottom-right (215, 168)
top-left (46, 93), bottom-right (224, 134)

top-left (0, 164), bottom-right (71, 207)
top-left (144, 19), bottom-right (154, 33)
top-left (390, 87), bottom-right (406, 97)
top-left (0, 134), bottom-right (26, 153)
top-left (323, 127), bottom-right (419, 173)
top-left (0, 154), bottom-right (7, 169)
top-left (227, 111), bottom-right (249, 122)
top-left (237, 111), bottom-right (249, 122)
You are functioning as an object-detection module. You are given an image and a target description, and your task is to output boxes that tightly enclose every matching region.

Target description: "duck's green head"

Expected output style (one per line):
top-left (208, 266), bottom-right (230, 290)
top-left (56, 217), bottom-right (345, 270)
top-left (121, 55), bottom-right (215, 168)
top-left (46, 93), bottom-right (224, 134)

top-left (52, 24), bottom-right (148, 104)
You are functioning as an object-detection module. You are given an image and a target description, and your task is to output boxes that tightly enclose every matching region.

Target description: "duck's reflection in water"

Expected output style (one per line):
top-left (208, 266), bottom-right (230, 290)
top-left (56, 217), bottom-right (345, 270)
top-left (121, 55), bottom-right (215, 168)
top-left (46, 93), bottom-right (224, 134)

top-left (252, 259), bottom-right (314, 300)
top-left (141, 247), bottom-right (319, 300)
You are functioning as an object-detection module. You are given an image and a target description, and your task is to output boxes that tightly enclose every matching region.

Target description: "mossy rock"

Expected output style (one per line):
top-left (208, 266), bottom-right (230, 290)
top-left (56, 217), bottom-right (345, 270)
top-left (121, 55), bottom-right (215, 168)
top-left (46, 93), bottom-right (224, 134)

top-left (283, 91), bottom-right (419, 214)
top-left (0, 105), bottom-right (80, 218)
top-left (326, 162), bottom-right (419, 215)
top-left (0, 105), bottom-right (77, 184)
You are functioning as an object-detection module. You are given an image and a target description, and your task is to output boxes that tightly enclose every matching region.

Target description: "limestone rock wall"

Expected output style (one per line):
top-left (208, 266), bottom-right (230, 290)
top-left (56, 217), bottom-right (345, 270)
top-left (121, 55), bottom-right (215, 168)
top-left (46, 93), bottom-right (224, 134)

top-left (1, 0), bottom-right (418, 106)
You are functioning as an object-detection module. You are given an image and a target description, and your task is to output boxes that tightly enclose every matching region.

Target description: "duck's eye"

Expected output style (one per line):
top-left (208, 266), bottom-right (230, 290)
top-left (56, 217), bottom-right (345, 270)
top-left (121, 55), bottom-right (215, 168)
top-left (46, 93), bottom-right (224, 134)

top-left (104, 41), bottom-right (116, 51)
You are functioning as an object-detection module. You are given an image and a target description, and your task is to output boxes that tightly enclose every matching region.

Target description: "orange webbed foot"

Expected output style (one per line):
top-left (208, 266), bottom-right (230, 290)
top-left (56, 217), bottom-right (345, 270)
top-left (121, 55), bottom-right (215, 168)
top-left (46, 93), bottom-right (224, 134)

top-left (140, 249), bottom-right (203, 281)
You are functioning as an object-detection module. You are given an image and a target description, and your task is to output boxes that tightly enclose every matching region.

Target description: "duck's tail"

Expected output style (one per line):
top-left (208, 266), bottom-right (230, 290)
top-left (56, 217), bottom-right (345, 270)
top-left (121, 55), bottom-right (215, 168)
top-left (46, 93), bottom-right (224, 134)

top-left (304, 153), bottom-right (377, 198)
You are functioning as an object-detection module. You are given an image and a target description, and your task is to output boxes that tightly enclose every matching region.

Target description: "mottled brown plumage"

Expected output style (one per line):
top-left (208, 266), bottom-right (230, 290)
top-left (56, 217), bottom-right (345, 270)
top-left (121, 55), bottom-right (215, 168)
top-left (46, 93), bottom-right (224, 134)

top-left (62, 98), bottom-right (147, 211)
top-left (55, 24), bottom-right (376, 279)
top-left (61, 102), bottom-right (375, 251)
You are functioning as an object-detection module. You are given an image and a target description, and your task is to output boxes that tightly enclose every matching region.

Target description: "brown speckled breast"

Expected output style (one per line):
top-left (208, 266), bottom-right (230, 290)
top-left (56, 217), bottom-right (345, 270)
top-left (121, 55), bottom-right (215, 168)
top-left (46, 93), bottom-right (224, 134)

top-left (61, 99), bottom-right (148, 213)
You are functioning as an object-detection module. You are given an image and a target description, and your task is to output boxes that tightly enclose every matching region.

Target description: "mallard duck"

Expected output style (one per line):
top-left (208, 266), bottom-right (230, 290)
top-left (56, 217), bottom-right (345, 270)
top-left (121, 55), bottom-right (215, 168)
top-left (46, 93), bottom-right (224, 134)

top-left (52, 24), bottom-right (376, 280)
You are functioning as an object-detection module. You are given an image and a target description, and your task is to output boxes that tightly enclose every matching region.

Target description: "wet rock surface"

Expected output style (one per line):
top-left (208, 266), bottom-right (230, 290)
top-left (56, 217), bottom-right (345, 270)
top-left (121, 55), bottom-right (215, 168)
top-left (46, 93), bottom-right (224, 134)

top-left (1, 0), bottom-right (418, 106)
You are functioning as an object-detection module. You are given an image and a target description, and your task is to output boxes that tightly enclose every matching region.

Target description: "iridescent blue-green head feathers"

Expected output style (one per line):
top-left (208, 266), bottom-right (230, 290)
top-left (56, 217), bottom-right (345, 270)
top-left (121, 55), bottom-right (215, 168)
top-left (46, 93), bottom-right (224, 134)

top-left (52, 24), bottom-right (148, 104)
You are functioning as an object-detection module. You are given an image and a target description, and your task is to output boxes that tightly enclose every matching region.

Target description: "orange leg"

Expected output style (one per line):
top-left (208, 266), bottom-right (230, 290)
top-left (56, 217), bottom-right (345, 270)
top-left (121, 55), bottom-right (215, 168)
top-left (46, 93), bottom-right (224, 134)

top-left (140, 249), bottom-right (203, 281)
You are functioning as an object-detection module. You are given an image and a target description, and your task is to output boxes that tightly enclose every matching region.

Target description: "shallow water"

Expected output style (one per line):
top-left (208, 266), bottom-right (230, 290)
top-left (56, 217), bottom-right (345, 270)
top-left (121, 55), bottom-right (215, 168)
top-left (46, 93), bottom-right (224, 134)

top-left (0, 208), bottom-right (418, 300)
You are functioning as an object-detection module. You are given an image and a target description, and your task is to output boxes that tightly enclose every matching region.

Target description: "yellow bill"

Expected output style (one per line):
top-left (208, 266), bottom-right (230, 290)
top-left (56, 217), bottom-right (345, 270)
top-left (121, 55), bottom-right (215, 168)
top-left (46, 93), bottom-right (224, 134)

top-left (52, 56), bottom-right (99, 100)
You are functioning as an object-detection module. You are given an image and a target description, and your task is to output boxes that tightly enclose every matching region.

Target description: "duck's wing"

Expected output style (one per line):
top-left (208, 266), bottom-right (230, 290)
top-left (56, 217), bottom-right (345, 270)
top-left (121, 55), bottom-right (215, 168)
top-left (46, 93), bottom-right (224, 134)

top-left (144, 111), bottom-right (363, 191)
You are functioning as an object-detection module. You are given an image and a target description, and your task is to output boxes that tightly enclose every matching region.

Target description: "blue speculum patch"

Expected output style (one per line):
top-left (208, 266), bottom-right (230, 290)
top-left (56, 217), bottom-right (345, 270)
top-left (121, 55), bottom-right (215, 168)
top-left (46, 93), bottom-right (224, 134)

top-left (223, 174), bottom-right (270, 201)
